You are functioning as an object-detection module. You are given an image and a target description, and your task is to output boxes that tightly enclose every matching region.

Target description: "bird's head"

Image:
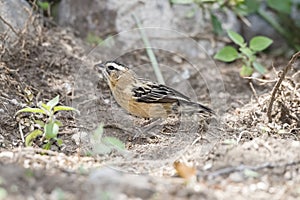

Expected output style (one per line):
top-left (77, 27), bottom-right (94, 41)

top-left (95, 61), bottom-right (131, 87)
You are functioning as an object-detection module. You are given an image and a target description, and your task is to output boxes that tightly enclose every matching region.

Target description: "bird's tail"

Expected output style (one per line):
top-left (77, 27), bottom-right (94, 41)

top-left (179, 101), bottom-right (216, 115)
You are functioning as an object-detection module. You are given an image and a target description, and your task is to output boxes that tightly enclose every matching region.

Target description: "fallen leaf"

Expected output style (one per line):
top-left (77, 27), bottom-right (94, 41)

top-left (173, 161), bottom-right (196, 180)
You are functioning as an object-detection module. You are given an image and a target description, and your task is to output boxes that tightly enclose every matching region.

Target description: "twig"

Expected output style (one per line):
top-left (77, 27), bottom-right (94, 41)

top-left (132, 14), bottom-right (165, 84)
top-left (204, 160), bottom-right (300, 179)
top-left (236, 130), bottom-right (252, 144)
top-left (249, 82), bottom-right (259, 103)
top-left (18, 122), bottom-right (25, 143)
top-left (0, 15), bottom-right (19, 36)
top-left (103, 123), bottom-right (136, 135)
top-left (267, 51), bottom-right (300, 122)
top-left (244, 76), bottom-right (277, 84)
top-left (292, 70), bottom-right (300, 79)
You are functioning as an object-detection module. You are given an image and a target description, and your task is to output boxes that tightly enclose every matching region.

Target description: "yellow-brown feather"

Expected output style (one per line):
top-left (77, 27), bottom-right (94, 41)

top-left (99, 61), bottom-right (214, 118)
top-left (108, 70), bottom-right (174, 118)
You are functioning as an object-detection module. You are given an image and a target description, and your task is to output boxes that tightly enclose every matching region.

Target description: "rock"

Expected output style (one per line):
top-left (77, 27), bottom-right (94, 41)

top-left (56, 0), bottom-right (238, 53)
top-left (0, 0), bottom-right (35, 41)
top-left (85, 167), bottom-right (154, 199)
top-left (57, 0), bottom-right (117, 38)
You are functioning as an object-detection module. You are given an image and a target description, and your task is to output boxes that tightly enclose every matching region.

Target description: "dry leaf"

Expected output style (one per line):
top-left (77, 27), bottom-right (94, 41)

top-left (173, 160), bottom-right (196, 180)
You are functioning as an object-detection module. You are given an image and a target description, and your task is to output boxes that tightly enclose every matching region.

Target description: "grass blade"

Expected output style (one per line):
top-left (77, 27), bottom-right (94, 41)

top-left (133, 14), bottom-right (165, 84)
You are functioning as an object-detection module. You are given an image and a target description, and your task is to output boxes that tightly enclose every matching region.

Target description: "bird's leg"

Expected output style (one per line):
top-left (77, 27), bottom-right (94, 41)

top-left (132, 118), bottom-right (164, 139)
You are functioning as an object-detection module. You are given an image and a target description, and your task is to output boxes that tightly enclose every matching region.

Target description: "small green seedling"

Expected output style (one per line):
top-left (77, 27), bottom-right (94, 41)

top-left (37, 1), bottom-right (50, 11)
top-left (86, 32), bottom-right (103, 45)
top-left (90, 123), bottom-right (125, 155)
top-left (16, 95), bottom-right (78, 149)
top-left (214, 30), bottom-right (273, 76)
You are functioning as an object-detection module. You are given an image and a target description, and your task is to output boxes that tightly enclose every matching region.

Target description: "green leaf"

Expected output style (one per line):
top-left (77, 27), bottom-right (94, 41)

top-left (266, 0), bottom-right (291, 14)
top-left (253, 61), bottom-right (267, 74)
top-left (235, 0), bottom-right (260, 15)
top-left (103, 137), bottom-right (125, 151)
top-left (239, 47), bottom-right (254, 58)
top-left (25, 129), bottom-right (43, 146)
top-left (40, 102), bottom-right (51, 112)
top-left (227, 30), bottom-right (245, 47)
top-left (34, 120), bottom-right (45, 127)
top-left (85, 151), bottom-right (93, 157)
top-left (244, 169), bottom-right (260, 178)
top-left (240, 65), bottom-right (253, 77)
top-left (44, 122), bottom-right (59, 139)
top-left (16, 108), bottom-right (46, 115)
top-left (54, 120), bottom-right (63, 127)
top-left (56, 138), bottom-right (63, 146)
top-left (250, 36), bottom-right (273, 51)
top-left (93, 143), bottom-right (112, 154)
top-left (37, 1), bottom-right (49, 11)
top-left (52, 123), bottom-right (59, 136)
top-left (170, 0), bottom-right (194, 4)
top-left (93, 123), bottom-right (104, 140)
top-left (86, 32), bottom-right (103, 45)
top-left (214, 46), bottom-right (239, 62)
top-left (46, 95), bottom-right (60, 110)
top-left (53, 106), bottom-right (79, 114)
top-left (244, 0), bottom-right (260, 12)
top-left (211, 13), bottom-right (223, 36)
top-left (43, 142), bottom-right (51, 150)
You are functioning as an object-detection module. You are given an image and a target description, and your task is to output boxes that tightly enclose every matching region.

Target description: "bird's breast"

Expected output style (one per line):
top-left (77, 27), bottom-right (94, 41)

top-left (112, 87), bottom-right (171, 118)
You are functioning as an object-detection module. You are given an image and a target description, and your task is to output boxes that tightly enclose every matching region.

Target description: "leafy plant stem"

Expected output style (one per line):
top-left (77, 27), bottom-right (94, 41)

top-left (16, 95), bottom-right (78, 148)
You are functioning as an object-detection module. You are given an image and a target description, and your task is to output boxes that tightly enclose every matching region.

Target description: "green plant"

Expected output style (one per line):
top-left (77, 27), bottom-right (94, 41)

top-left (86, 32), bottom-right (103, 45)
top-left (16, 95), bottom-right (78, 149)
top-left (34, 0), bottom-right (60, 19)
top-left (170, 0), bottom-right (247, 35)
top-left (214, 30), bottom-right (273, 76)
top-left (37, 0), bottom-right (50, 11)
top-left (170, 0), bottom-right (300, 51)
top-left (90, 123), bottom-right (125, 155)
top-left (234, 0), bottom-right (300, 51)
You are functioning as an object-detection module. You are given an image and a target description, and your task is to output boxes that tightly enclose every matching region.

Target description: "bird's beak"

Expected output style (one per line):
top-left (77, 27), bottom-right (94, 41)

top-left (94, 62), bottom-right (110, 80)
top-left (94, 63), bottom-right (106, 75)
top-left (94, 63), bottom-right (105, 69)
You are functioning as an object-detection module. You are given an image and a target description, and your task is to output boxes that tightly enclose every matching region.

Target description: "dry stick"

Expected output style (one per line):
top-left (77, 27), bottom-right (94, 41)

top-left (0, 15), bottom-right (19, 36)
top-left (267, 51), bottom-right (300, 122)
top-left (205, 160), bottom-right (300, 179)
top-left (18, 123), bottom-right (25, 143)
top-left (249, 82), bottom-right (259, 103)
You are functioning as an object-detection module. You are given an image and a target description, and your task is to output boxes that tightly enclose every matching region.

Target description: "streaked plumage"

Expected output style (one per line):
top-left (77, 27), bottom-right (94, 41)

top-left (95, 61), bottom-right (215, 118)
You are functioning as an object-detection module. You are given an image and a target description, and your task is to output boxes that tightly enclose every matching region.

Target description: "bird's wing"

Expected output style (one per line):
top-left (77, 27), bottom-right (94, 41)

top-left (131, 80), bottom-right (216, 115)
top-left (132, 80), bottom-right (191, 103)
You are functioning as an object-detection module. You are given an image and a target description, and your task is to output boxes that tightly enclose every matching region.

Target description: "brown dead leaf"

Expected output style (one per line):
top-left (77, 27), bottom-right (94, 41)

top-left (173, 160), bottom-right (196, 180)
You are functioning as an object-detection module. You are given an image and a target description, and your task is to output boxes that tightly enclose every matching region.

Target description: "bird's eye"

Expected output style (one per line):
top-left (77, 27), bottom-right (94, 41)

top-left (107, 65), bottom-right (115, 70)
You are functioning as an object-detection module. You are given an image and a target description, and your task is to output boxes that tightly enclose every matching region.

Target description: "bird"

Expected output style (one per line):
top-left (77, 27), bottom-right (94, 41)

top-left (95, 61), bottom-right (215, 118)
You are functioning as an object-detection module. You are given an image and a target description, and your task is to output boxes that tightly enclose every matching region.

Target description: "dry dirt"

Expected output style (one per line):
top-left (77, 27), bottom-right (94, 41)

top-left (0, 14), bottom-right (300, 200)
